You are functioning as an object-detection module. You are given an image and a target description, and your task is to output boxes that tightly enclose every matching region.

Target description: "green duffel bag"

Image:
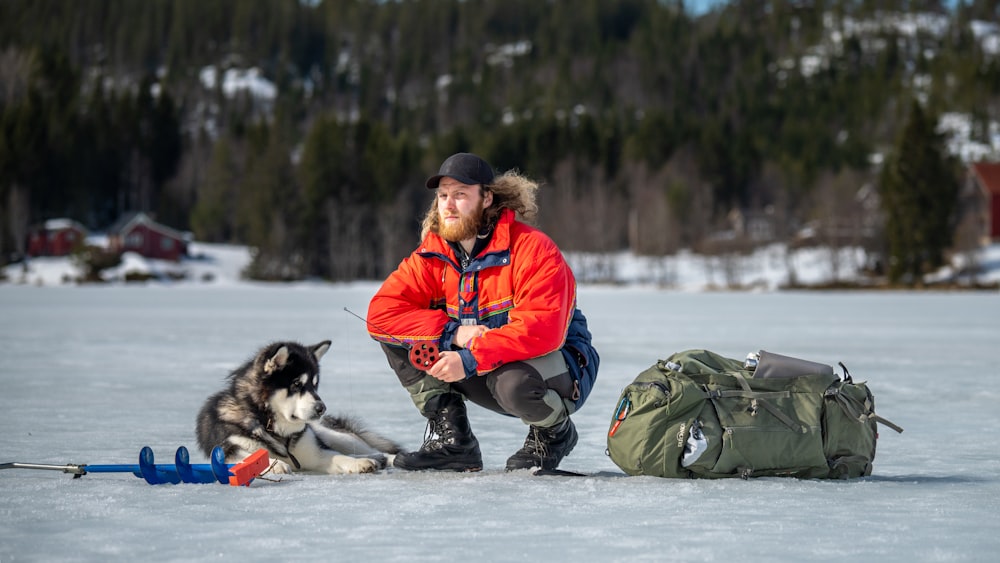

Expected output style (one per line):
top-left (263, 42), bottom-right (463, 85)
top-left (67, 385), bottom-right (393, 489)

top-left (606, 349), bottom-right (903, 479)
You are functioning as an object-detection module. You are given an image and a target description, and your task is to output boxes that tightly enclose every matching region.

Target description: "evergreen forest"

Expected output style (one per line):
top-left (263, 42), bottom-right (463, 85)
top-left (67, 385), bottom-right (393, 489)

top-left (1, 0), bottom-right (998, 284)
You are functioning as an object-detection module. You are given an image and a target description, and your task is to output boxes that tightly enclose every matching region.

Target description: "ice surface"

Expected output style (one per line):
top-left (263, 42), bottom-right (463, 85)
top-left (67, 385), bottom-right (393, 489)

top-left (1, 283), bottom-right (998, 562)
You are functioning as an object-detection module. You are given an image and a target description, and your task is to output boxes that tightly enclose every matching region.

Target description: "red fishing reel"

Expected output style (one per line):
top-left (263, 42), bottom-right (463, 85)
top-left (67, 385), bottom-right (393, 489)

top-left (340, 308), bottom-right (441, 371)
top-left (409, 342), bottom-right (440, 371)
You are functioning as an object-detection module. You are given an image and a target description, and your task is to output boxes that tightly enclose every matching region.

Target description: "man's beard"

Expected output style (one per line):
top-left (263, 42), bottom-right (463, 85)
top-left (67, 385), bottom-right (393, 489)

top-left (438, 201), bottom-right (485, 242)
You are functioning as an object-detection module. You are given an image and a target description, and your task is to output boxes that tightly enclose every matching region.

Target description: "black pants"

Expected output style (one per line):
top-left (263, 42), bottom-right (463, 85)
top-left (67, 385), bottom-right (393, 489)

top-left (381, 344), bottom-right (576, 427)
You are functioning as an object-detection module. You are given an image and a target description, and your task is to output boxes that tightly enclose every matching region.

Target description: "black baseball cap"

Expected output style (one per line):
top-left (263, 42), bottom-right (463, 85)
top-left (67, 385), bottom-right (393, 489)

top-left (425, 153), bottom-right (495, 189)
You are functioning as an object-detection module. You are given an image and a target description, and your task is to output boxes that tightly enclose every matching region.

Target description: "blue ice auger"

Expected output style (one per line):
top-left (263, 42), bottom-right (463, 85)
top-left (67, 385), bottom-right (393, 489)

top-left (1, 446), bottom-right (270, 486)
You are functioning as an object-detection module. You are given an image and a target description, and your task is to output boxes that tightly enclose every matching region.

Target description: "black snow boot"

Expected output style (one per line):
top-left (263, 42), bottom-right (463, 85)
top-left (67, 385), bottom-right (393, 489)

top-left (505, 418), bottom-right (578, 471)
top-left (394, 393), bottom-right (482, 472)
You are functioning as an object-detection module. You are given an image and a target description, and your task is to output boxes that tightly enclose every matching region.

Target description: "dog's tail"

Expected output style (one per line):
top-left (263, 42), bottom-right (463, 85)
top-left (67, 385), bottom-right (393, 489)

top-left (320, 415), bottom-right (403, 454)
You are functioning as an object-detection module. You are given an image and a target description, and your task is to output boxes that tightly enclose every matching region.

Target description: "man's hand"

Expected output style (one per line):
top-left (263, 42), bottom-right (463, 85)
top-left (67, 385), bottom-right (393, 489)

top-left (454, 324), bottom-right (488, 348)
top-left (427, 351), bottom-right (469, 382)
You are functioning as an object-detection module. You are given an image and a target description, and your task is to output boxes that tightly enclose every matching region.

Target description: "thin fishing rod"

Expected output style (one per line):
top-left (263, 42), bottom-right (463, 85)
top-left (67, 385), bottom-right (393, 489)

top-left (343, 307), bottom-right (407, 347)
top-left (342, 307), bottom-right (439, 370)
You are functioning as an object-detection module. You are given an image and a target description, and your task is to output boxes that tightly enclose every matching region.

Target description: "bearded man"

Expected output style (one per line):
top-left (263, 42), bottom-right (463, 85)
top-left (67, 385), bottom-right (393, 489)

top-left (366, 152), bottom-right (599, 472)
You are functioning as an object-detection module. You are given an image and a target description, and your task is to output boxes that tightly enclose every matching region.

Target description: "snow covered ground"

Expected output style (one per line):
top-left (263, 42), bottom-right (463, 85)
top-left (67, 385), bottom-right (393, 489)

top-left (1, 253), bottom-right (999, 561)
top-left (1, 242), bottom-right (256, 289)
top-left (4, 239), bottom-right (1000, 291)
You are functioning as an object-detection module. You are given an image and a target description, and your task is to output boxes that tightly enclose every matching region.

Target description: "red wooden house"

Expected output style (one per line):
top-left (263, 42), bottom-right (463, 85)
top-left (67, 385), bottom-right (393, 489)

top-left (969, 162), bottom-right (1000, 243)
top-left (107, 212), bottom-right (189, 261)
top-left (27, 218), bottom-right (88, 257)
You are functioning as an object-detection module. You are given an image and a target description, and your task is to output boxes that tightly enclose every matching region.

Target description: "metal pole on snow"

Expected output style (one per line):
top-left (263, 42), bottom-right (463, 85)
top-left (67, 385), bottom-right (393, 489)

top-left (1, 446), bottom-right (270, 486)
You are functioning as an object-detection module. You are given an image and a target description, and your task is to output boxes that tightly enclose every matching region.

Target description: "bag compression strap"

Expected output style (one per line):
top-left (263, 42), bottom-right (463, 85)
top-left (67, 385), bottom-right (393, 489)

top-left (825, 385), bottom-right (904, 434)
top-left (704, 373), bottom-right (804, 433)
top-left (874, 415), bottom-right (904, 433)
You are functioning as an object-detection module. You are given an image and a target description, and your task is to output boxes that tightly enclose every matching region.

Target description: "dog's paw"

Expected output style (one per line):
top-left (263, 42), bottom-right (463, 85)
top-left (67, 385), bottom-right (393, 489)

top-left (365, 453), bottom-right (390, 469)
top-left (334, 457), bottom-right (378, 474)
top-left (267, 459), bottom-right (295, 475)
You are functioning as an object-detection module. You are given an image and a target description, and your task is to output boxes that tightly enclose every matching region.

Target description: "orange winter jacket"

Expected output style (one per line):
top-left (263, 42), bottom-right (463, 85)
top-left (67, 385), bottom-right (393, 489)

top-left (367, 209), bottom-right (579, 376)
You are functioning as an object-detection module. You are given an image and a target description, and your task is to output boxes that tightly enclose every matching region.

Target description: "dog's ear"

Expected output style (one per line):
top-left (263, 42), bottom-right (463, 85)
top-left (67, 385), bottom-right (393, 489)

top-left (264, 345), bottom-right (290, 374)
top-left (311, 340), bottom-right (332, 362)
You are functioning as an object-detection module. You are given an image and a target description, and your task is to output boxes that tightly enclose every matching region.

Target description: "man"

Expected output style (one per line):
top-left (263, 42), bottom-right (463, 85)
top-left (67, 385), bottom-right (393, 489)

top-left (367, 152), bottom-right (599, 472)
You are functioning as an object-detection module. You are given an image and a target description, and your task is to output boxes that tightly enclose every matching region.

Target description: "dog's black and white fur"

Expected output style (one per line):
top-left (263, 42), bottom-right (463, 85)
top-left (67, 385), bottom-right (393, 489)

top-left (196, 340), bottom-right (401, 474)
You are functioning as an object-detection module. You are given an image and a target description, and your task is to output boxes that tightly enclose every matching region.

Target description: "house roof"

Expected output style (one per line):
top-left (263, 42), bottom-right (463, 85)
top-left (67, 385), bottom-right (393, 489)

top-left (42, 218), bottom-right (87, 232)
top-left (971, 162), bottom-right (1000, 195)
top-left (108, 211), bottom-right (189, 242)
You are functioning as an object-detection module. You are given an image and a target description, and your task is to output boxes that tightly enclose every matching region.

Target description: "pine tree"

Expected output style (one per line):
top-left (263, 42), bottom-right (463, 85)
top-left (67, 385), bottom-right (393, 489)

top-left (190, 136), bottom-right (240, 243)
top-left (238, 126), bottom-right (303, 281)
top-left (878, 99), bottom-right (961, 286)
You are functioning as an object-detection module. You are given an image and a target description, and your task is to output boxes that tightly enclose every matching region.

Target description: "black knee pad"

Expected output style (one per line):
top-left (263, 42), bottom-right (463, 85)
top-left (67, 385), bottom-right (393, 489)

top-left (488, 363), bottom-right (549, 419)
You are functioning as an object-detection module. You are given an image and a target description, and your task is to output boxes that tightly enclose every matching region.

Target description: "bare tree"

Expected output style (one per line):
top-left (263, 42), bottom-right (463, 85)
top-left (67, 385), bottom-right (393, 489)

top-left (811, 168), bottom-right (873, 284)
top-left (624, 160), bottom-right (682, 257)
top-left (949, 170), bottom-right (989, 285)
top-left (544, 157), bottom-right (627, 283)
top-left (0, 48), bottom-right (32, 104)
top-left (0, 49), bottom-right (34, 266)
top-left (374, 192), bottom-right (422, 279)
top-left (326, 201), bottom-right (368, 281)
top-left (661, 145), bottom-right (714, 249)
top-left (951, 211), bottom-right (983, 285)
top-left (5, 184), bottom-right (30, 264)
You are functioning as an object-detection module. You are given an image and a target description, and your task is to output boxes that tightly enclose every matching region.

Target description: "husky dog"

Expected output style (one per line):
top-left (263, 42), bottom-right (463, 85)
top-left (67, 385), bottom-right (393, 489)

top-left (196, 340), bottom-right (401, 475)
